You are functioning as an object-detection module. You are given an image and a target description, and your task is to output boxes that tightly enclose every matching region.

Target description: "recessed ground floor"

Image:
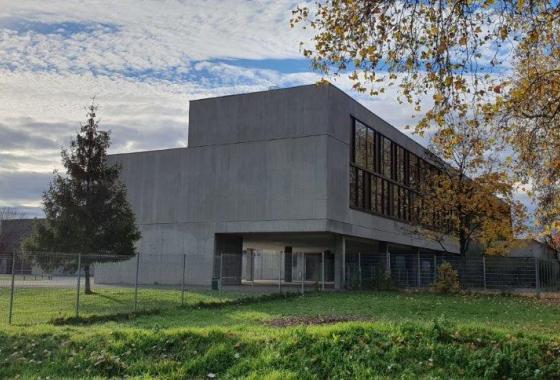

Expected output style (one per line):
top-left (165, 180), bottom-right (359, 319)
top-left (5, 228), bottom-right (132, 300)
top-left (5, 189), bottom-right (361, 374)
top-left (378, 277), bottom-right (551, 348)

top-left (214, 232), bottom-right (445, 290)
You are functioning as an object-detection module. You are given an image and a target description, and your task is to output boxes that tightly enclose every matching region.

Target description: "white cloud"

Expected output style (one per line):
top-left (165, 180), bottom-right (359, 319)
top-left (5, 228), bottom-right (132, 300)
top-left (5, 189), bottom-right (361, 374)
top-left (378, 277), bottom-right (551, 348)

top-left (0, 0), bottom-right (311, 75)
top-left (0, 0), bottom-right (512, 215)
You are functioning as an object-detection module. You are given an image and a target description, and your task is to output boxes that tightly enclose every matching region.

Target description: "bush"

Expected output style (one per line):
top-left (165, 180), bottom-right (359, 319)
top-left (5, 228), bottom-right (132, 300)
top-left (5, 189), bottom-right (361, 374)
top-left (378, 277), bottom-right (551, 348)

top-left (433, 262), bottom-right (460, 293)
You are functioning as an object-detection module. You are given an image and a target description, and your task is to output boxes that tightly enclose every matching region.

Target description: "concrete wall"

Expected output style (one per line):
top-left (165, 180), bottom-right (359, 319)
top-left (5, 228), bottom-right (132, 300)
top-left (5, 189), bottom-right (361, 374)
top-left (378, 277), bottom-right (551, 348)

top-left (188, 84), bottom-right (329, 147)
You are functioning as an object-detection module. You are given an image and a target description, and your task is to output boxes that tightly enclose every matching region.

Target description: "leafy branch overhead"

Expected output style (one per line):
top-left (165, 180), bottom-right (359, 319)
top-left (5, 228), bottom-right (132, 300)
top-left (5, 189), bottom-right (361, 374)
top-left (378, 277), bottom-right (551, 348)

top-left (292, 0), bottom-right (559, 246)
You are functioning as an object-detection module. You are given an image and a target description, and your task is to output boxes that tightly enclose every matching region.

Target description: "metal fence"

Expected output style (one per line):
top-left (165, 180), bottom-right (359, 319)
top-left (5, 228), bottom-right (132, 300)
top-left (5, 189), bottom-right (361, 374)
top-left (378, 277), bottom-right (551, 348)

top-left (213, 251), bottom-right (335, 294)
top-left (0, 251), bottom-right (252, 325)
top-left (345, 251), bottom-right (560, 291)
top-left (3, 249), bottom-right (559, 325)
top-left (214, 250), bottom-right (560, 292)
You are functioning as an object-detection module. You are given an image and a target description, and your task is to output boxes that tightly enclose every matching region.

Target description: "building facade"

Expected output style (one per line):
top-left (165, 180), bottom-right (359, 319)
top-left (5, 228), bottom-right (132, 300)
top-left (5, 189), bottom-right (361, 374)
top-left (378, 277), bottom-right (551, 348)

top-left (96, 83), bottom-right (459, 288)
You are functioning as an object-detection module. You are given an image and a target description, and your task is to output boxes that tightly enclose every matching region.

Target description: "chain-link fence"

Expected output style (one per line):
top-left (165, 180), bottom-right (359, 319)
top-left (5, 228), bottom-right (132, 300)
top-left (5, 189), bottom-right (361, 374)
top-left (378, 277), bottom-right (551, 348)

top-left (213, 251), bottom-right (336, 294)
top-left (345, 251), bottom-right (560, 291)
top-left (0, 251), bottom-right (252, 325)
top-left (3, 249), bottom-right (559, 325)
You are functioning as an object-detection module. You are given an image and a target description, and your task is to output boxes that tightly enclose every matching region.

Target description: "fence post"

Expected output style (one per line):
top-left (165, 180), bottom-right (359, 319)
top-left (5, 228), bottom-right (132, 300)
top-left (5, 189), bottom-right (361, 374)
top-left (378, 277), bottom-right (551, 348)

top-left (342, 238), bottom-right (346, 289)
top-left (321, 251), bottom-right (325, 291)
top-left (181, 254), bottom-right (187, 306)
top-left (277, 252), bottom-right (282, 292)
top-left (75, 253), bottom-right (82, 318)
top-left (482, 256), bottom-right (487, 290)
top-left (358, 252), bottom-right (362, 289)
top-left (301, 252), bottom-right (305, 295)
top-left (433, 254), bottom-right (437, 284)
top-left (8, 251), bottom-right (16, 324)
top-left (219, 254), bottom-right (223, 291)
top-left (417, 249), bottom-right (421, 288)
top-left (535, 257), bottom-right (540, 296)
top-left (251, 251), bottom-right (255, 287)
top-left (134, 253), bottom-right (140, 311)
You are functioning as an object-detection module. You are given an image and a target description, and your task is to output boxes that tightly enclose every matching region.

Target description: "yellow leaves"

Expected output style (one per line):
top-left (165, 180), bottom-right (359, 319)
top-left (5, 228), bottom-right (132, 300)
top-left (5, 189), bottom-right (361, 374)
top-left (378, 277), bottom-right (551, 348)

top-left (499, 26), bottom-right (509, 41)
top-left (433, 93), bottom-right (445, 104)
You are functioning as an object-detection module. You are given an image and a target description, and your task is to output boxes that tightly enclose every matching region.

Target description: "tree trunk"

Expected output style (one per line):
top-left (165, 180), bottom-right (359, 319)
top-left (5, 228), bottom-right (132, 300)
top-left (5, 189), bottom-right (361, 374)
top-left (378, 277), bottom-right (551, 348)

top-left (84, 264), bottom-right (93, 294)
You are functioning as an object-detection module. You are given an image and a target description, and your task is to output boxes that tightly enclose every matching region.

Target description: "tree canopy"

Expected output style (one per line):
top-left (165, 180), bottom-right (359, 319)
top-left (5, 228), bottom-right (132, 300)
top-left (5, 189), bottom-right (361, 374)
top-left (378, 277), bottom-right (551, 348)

top-left (24, 102), bottom-right (141, 293)
top-left (292, 0), bottom-right (559, 247)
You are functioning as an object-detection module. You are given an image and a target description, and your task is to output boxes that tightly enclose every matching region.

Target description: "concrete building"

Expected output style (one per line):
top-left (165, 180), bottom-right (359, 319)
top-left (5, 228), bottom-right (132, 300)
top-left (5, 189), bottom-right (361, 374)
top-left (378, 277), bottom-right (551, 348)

top-left (96, 83), bottom-right (459, 288)
top-left (0, 219), bottom-right (35, 274)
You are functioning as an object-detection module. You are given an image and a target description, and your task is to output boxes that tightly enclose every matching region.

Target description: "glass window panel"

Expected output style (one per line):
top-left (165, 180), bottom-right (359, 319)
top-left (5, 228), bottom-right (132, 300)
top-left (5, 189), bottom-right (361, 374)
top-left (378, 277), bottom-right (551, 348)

top-left (370, 175), bottom-right (376, 212)
top-left (393, 185), bottom-right (398, 218)
top-left (375, 133), bottom-right (381, 173)
top-left (357, 169), bottom-right (364, 208)
top-left (376, 176), bottom-right (383, 213)
top-left (398, 147), bottom-right (405, 184)
top-left (355, 121), bottom-right (367, 167)
top-left (384, 181), bottom-right (390, 216)
top-left (366, 128), bottom-right (374, 171)
top-left (364, 171), bottom-right (371, 210)
top-left (410, 154), bottom-right (418, 188)
top-left (383, 137), bottom-right (392, 178)
top-left (349, 166), bottom-right (356, 208)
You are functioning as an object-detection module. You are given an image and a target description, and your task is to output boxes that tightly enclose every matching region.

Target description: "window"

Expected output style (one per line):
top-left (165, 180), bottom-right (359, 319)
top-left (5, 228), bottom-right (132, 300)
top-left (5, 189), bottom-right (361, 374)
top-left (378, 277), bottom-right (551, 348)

top-left (383, 137), bottom-right (392, 178)
top-left (410, 154), bottom-right (419, 189)
top-left (350, 117), bottom-right (437, 224)
top-left (370, 175), bottom-right (377, 213)
top-left (357, 169), bottom-right (364, 208)
top-left (366, 129), bottom-right (374, 171)
top-left (354, 122), bottom-right (367, 168)
top-left (349, 167), bottom-right (356, 208)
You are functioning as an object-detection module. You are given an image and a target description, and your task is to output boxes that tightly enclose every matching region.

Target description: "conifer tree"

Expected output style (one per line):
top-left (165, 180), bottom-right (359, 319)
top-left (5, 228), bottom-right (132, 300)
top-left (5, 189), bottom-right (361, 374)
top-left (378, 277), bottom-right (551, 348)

top-left (24, 101), bottom-right (141, 294)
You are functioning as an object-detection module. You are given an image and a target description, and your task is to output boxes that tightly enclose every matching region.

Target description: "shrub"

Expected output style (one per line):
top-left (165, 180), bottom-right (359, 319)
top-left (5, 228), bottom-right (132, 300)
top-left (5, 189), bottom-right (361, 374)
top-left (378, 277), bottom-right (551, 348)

top-left (433, 262), bottom-right (460, 293)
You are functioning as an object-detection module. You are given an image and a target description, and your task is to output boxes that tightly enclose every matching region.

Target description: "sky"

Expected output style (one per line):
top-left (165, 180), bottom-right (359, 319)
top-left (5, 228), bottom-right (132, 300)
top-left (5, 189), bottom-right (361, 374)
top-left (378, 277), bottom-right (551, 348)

top-left (0, 0), bottom-right (528, 217)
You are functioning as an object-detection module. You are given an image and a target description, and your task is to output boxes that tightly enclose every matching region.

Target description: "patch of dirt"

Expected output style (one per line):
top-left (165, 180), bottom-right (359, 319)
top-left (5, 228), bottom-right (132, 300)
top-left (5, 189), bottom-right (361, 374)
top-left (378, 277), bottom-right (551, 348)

top-left (265, 315), bottom-right (370, 327)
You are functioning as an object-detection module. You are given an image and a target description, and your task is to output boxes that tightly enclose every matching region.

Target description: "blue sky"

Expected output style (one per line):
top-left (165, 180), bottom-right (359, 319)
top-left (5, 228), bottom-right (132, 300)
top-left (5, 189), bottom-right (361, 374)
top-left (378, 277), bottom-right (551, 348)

top-left (0, 0), bottom-right (527, 217)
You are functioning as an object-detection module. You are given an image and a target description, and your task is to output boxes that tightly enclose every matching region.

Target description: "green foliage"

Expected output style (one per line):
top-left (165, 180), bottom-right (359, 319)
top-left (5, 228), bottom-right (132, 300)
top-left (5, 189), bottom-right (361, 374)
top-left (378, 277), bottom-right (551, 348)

top-left (433, 262), bottom-right (460, 294)
top-left (23, 102), bottom-right (140, 289)
top-left (24, 102), bottom-right (140, 258)
top-left (2, 291), bottom-right (560, 377)
top-left (2, 310), bottom-right (560, 379)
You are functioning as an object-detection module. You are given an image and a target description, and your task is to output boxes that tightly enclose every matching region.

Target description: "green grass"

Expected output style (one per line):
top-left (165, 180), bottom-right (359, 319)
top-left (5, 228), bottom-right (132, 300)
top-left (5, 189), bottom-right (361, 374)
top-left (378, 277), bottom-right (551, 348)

top-left (0, 286), bottom-right (252, 325)
top-left (2, 290), bottom-right (560, 378)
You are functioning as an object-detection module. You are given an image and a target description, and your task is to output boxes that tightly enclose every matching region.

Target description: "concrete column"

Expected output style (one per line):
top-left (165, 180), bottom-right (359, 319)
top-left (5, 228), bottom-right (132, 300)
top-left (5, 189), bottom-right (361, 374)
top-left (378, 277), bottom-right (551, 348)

top-left (381, 242), bottom-right (390, 274)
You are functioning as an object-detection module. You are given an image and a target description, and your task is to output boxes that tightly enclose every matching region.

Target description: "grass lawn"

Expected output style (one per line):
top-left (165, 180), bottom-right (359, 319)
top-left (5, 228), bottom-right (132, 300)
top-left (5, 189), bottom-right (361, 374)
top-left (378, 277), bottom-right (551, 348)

top-left (0, 286), bottom-right (251, 325)
top-left (1, 290), bottom-right (560, 378)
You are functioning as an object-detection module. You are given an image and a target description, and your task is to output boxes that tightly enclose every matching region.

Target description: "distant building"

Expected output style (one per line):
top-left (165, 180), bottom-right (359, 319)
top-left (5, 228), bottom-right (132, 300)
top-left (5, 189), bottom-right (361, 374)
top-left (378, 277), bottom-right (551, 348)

top-left (0, 219), bottom-right (36, 274)
top-left (96, 83), bottom-right (464, 288)
top-left (509, 239), bottom-right (558, 261)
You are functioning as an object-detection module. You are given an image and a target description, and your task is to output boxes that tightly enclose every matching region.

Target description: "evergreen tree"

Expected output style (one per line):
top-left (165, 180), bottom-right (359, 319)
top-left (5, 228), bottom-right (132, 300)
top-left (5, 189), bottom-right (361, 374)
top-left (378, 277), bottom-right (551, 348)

top-left (24, 101), bottom-right (141, 294)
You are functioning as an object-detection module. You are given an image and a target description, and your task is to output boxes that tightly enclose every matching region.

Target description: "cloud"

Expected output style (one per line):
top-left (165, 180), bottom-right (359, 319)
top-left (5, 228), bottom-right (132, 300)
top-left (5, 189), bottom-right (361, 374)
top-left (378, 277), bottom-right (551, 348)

top-left (0, 0), bottom-right (526, 216)
top-left (0, 171), bottom-right (52, 210)
top-left (0, 0), bottom-right (312, 77)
